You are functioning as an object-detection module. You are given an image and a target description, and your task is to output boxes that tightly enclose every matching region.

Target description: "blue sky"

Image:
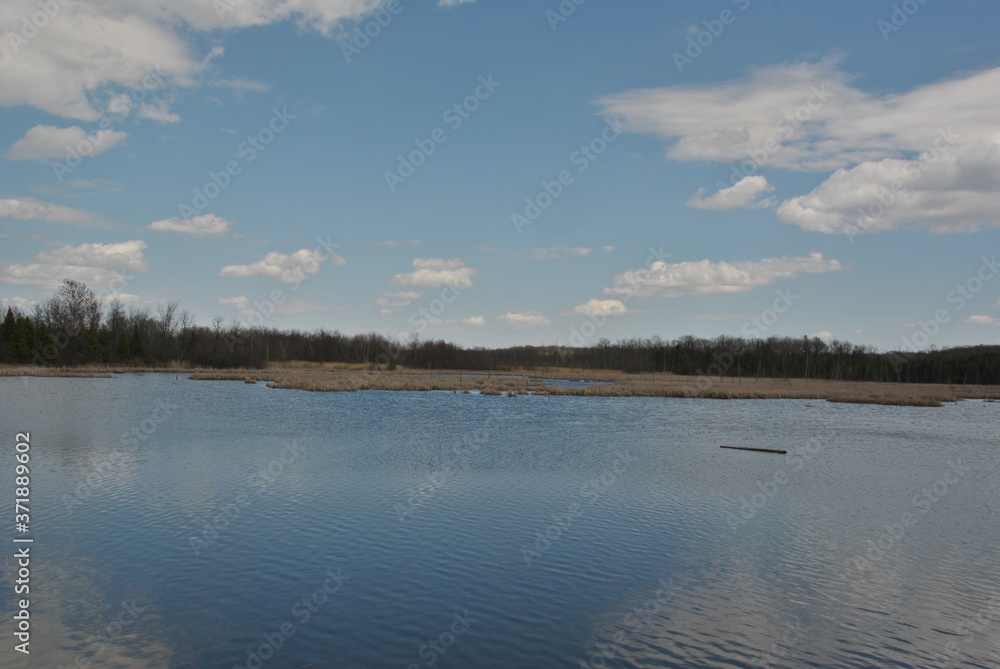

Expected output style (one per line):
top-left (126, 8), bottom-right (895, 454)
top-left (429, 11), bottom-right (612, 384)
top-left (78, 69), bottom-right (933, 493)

top-left (2, 0), bottom-right (1000, 351)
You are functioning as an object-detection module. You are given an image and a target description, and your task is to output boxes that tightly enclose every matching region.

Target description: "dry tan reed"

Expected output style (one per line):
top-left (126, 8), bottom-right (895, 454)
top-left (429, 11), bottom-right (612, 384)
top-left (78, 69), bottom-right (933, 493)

top-left (5, 363), bottom-right (999, 406)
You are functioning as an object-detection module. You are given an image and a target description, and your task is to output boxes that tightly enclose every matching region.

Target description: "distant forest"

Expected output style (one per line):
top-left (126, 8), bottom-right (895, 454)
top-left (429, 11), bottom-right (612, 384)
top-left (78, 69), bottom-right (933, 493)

top-left (3, 280), bottom-right (1000, 385)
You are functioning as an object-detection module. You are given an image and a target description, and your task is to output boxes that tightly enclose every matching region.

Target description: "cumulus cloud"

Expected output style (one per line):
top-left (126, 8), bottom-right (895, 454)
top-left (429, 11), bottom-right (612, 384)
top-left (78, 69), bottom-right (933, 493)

top-left (688, 175), bottom-right (775, 210)
top-left (0, 0), bottom-right (468, 122)
top-left (462, 316), bottom-right (485, 325)
top-left (497, 311), bottom-right (550, 327)
top-left (810, 330), bottom-right (834, 340)
top-left (148, 214), bottom-right (233, 236)
top-left (390, 258), bottom-right (475, 288)
top-left (965, 315), bottom-right (1000, 325)
top-left (573, 299), bottom-right (628, 317)
top-left (599, 58), bottom-right (1000, 233)
top-left (776, 135), bottom-right (1000, 234)
top-left (0, 240), bottom-right (148, 289)
top-left (219, 248), bottom-right (343, 284)
top-left (0, 196), bottom-right (111, 228)
top-left (604, 253), bottom-right (842, 299)
top-left (5, 125), bottom-right (127, 160)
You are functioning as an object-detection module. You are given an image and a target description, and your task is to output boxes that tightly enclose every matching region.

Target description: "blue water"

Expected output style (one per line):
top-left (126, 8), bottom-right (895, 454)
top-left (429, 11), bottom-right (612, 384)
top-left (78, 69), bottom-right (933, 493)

top-left (1, 374), bottom-right (998, 668)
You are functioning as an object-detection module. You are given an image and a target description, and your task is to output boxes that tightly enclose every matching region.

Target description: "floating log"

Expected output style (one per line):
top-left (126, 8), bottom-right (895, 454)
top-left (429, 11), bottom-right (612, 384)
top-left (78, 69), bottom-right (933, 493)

top-left (720, 445), bottom-right (787, 455)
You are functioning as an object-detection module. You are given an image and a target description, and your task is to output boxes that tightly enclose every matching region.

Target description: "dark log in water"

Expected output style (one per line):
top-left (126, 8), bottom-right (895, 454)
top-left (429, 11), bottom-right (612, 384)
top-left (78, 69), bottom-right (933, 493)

top-left (720, 445), bottom-right (787, 455)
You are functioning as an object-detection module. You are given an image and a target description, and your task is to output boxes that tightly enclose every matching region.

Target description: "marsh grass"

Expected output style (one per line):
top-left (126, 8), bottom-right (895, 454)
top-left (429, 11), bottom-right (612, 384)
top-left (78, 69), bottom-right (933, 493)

top-left (4, 363), bottom-right (999, 406)
top-left (211, 368), bottom-right (1000, 407)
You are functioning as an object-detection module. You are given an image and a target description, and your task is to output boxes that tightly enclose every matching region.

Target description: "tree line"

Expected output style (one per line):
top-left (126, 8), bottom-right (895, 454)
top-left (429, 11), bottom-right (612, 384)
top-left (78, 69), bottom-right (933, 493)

top-left (2, 280), bottom-right (999, 385)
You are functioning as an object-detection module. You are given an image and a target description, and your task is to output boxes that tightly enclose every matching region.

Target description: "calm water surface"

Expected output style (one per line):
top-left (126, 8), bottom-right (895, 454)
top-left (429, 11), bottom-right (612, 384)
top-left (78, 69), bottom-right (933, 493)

top-left (0, 374), bottom-right (998, 668)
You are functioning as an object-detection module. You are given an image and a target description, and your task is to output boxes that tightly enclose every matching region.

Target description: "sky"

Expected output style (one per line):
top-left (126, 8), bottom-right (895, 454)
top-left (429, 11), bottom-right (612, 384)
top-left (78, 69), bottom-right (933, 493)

top-left (1, 0), bottom-right (1000, 352)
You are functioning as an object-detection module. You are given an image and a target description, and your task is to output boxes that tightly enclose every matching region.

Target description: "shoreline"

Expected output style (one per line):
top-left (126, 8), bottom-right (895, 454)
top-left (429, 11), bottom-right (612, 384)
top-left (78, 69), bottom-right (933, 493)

top-left (4, 364), bottom-right (1000, 407)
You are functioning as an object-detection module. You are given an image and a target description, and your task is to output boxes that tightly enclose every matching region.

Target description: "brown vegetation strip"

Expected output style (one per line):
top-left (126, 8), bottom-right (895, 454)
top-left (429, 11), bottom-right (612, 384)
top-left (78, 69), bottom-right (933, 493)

top-left (4, 365), bottom-right (1000, 407)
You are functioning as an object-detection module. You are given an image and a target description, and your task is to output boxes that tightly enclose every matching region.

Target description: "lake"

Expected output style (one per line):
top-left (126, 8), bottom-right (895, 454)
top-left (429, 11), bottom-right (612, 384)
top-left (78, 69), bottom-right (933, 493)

top-left (1, 373), bottom-right (998, 668)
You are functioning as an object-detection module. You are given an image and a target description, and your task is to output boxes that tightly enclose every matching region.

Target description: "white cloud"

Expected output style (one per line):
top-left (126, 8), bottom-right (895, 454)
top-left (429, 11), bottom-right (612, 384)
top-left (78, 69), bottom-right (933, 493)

top-left (148, 214), bottom-right (233, 236)
top-left (0, 196), bottom-right (111, 228)
top-left (497, 311), bottom-right (550, 327)
top-left (0, 2), bottom-right (197, 121)
top-left (0, 296), bottom-right (38, 311)
top-left (687, 175), bottom-right (775, 210)
top-left (421, 315), bottom-right (486, 327)
top-left (377, 291), bottom-right (422, 307)
top-left (0, 0), bottom-right (424, 122)
top-left (776, 136), bottom-right (1000, 234)
top-left (573, 299), bottom-right (628, 317)
top-left (603, 245), bottom-right (615, 253)
top-left (0, 240), bottom-right (148, 289)
top-left (604, 253), bottom-right (842, 299)
top-left (438, 0), bottom-right (477, 6)
top-left (108, 292), bottom-right (140, 303)
top-left (219, 296), bottom-right (251, 312)
top-left (5, 125), bottom-right (126, 160)
top-left (526, 247), bottom-right (593, 260)
top-left (137, 100), bottom-right (182, 123)
top-left (810, 330), bottom-right (834, 340)
top-left (390, 258), bottom-right (475, 288)
top-left (219, 248), bottom-right (343, 283)
top-left (965, 315), bottom-right (1000, 325)
top-left (599, 59), bottom-right (1000, 234)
